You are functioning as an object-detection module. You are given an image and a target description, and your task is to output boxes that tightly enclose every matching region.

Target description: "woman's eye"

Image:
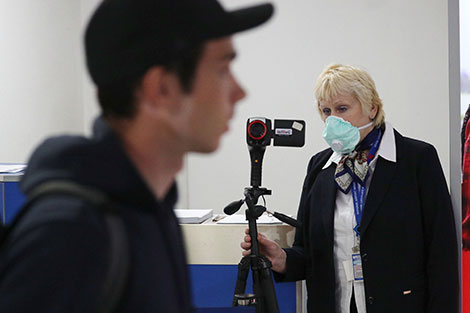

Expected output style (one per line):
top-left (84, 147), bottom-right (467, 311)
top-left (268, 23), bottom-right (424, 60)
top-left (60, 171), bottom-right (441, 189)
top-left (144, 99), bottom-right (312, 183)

top-left (337, 107), bottom-right (347, 113)
top-left (322, 108), bottom-right (331, 115)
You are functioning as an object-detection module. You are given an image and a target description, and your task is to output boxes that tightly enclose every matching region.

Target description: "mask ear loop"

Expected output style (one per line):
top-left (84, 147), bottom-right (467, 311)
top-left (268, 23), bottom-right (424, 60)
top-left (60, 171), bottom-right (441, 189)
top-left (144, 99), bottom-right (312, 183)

top-left (357, 121), bottom-right (374, 130)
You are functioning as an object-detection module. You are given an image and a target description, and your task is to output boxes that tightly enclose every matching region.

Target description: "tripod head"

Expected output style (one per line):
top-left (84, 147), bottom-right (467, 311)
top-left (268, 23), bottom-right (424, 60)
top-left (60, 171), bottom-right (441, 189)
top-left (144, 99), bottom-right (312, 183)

top-left (224, 186), bottom-right (300, 231)
top-left (224, 186), bottom-right (272, 256)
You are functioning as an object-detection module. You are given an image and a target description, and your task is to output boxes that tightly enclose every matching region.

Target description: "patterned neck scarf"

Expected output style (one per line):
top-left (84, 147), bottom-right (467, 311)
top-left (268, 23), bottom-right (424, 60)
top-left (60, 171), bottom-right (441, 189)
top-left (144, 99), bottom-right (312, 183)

top-left (334, 126), bottom-right (382, 194)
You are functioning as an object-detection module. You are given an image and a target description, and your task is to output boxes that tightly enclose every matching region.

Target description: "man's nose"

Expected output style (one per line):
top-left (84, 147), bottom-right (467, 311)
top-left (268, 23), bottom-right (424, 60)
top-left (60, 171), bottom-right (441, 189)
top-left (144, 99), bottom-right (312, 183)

top-left (231, 75), bottom-right (246, 104)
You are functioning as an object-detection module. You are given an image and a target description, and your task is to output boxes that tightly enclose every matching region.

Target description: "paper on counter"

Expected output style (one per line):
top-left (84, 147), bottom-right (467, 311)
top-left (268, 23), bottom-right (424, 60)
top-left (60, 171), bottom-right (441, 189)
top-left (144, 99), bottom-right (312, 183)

top-left (0, 164), bottom-right (26, 174)
top-left (174, 209), bottom-right (213, 224)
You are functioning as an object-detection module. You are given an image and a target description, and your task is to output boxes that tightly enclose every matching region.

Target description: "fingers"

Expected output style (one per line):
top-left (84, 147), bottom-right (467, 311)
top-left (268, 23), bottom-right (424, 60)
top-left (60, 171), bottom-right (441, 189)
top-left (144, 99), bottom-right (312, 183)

top-left (240, 240), bottom-right (251, 250)
top-left (257, 232), bottom-right (266, 241)
top-left (242, 249), bottom-right (251, 257)
top-left (242, 231), bottom-right (269, 247)
top-left (244, 235), bottom-right (251, 243)
top-left (240, 230), bottom-right (273, 258)
top-left (244, 228), bottom-right (266, 241)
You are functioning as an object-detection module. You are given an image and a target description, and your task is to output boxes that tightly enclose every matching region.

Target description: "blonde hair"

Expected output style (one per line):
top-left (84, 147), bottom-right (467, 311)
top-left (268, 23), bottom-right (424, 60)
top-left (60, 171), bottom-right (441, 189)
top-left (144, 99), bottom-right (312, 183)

top-left (314, 64), bottom-right (385, 126)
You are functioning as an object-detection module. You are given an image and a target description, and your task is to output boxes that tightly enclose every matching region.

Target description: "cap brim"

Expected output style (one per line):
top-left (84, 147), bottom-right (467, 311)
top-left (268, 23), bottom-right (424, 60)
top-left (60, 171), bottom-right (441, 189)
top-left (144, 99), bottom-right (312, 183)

top-left (228, 3), bottom-right (274, 34)
top-left (201, 3), bottom-right (274, 40)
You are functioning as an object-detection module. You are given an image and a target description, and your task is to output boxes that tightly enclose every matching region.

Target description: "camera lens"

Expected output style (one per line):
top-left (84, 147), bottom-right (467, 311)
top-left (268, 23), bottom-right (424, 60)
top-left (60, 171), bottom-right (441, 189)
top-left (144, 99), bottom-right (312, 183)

top-left (248, 121), bottom-right (267, 140)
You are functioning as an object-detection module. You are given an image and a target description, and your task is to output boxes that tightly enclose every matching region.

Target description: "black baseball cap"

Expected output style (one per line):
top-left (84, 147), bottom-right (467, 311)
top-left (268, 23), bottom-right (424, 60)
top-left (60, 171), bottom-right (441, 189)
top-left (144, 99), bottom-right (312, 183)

top-left (85, 0), bottom-right (274, 87)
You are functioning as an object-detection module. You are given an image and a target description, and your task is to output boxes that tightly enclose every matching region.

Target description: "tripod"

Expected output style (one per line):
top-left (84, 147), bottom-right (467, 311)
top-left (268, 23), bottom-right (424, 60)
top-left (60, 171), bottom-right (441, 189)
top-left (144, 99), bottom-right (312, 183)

top-left (224, 120), bottom-right (304, 312)
top-left (224, 186), bottom-right (300, 313)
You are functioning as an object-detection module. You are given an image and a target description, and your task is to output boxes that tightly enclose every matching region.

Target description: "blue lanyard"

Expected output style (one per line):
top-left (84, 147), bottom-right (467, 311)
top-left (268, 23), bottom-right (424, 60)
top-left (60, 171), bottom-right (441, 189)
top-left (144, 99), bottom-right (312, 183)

top-left (352, 130), bottom-right (382, 236)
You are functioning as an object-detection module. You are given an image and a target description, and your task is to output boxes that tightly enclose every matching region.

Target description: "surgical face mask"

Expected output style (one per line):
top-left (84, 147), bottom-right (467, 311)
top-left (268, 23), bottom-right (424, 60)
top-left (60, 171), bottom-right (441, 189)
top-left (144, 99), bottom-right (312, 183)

top-left (322, 116), bottom-right (374, 155)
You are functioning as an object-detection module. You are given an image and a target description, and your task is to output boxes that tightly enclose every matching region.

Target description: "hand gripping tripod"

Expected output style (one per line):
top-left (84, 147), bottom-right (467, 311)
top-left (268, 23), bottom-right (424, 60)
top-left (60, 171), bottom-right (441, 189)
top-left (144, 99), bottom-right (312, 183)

top-left (224, 186), bottom-right (300, 313)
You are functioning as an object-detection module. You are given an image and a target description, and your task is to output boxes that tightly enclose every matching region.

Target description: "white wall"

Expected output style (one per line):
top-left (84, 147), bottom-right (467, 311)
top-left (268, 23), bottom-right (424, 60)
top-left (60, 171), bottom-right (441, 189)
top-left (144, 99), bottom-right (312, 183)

top-left (0, 1), bottom-right (84, 163)
top-left (184, 0), bottom-right (453, 216)
top-left (80, 0), bottom-right (102, 134)
top-left (1, 0), bottom-right (457, 218)
top-left (461, 0), bottom-right (470, 114)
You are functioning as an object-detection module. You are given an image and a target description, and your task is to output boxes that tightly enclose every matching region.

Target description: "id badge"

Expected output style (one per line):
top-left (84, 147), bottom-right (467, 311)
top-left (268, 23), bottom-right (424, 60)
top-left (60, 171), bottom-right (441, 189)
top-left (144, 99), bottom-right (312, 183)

top-left (352, 254), bottom-right (363, 281)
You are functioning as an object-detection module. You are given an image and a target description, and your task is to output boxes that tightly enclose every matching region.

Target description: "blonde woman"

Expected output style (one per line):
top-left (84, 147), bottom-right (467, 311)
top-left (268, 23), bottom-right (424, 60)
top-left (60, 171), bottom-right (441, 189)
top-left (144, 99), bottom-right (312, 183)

top-left (241, 64), bottom-right (459, 313)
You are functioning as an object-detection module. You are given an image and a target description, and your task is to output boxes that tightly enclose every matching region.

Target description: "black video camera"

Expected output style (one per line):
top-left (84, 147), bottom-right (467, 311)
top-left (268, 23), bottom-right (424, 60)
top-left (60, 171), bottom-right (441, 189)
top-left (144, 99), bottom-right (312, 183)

top-left (246, 118), bottom-right (305, 148)
top-left (246, 118), bottom-right (305, 187)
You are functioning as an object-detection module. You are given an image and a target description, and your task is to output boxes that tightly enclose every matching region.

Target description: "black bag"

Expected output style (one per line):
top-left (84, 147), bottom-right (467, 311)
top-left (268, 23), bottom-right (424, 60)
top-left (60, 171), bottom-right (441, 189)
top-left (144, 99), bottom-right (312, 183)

top-left (0, 180), bottom-right (129, 313)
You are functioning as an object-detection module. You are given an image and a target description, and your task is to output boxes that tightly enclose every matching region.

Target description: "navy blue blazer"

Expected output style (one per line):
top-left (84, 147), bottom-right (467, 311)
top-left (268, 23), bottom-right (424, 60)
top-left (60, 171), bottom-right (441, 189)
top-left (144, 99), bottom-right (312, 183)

top-left (276, 129), bottom-right (459, 313)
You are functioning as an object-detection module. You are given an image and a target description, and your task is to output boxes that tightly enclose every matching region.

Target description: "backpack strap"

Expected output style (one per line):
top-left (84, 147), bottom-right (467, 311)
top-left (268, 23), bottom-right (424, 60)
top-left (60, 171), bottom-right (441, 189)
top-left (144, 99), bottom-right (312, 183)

top-left (19, 180), bottom-right (129, 313)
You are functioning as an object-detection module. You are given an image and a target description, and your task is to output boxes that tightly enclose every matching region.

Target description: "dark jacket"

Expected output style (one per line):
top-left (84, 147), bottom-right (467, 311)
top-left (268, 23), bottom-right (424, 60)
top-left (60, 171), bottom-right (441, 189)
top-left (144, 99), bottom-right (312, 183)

top-left (276, 129), bottom-right (459, 313)
top-left (0, 118), bottom-right (192, 313)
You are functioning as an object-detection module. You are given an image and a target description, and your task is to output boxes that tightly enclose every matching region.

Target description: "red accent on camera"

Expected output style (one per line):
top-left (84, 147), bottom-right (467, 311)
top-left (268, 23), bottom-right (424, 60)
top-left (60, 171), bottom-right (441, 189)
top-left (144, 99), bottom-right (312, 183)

top-left (248, 121), bottom-right (267, 140)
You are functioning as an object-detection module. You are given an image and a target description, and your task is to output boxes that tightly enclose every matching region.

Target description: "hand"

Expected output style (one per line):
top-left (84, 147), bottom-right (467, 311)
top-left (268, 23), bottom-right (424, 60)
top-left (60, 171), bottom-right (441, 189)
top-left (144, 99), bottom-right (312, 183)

top-left (240, 228), bottom-right (287, 273)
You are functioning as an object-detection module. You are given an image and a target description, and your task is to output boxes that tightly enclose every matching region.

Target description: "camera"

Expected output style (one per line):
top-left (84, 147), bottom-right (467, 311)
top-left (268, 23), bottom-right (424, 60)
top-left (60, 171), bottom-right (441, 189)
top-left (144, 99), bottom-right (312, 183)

top-left (246, 117), bottom-right (305, 187)
top-left (246, 117), bottom-right (305, 148)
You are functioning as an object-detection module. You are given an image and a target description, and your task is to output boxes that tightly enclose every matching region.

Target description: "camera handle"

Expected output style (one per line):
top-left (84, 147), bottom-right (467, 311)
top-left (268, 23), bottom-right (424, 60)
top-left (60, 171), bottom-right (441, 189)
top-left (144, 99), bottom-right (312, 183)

top-left (249, 146), bottom-right (266, 187)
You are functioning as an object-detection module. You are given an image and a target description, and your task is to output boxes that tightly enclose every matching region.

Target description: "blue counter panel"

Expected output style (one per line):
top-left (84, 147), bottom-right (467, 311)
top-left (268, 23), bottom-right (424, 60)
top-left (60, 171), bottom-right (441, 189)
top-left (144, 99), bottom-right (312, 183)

top-left (189, 264), bottom-right (296, 313)
top-left (1, 181), bottom-right (26, 225)
top-left (0, 183), bottom-right (3, 224)
top-left (195, 307), bottom-right (255, 313)
top-left (3, 182), bottom-right (25, 225)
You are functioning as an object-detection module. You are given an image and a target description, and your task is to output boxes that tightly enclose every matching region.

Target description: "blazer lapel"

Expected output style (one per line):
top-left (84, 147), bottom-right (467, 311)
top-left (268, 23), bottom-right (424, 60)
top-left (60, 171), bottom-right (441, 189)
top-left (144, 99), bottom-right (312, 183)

top-left (320, 164), bottom-right (338, 244)
top-left (360, 156), bottom-right (397, 236)
top-left (360, 129), bottom-right (405, 235)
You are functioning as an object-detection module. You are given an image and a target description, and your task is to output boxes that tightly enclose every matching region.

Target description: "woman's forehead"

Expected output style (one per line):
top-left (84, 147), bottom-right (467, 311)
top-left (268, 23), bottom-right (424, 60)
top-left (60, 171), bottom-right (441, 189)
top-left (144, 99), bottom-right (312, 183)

top-left (319, 93), bottom-right (355, 105)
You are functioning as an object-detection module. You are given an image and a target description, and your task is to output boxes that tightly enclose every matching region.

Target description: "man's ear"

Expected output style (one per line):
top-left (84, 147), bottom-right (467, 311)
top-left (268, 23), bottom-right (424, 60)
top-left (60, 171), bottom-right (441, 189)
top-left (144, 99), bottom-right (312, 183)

top-left (138, 66), bottom-right (182, 113)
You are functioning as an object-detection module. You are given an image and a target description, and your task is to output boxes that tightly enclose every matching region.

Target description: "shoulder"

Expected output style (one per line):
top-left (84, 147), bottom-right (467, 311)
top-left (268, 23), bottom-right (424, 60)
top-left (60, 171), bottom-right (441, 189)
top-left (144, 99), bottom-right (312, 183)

top-left (0, 196), bottom-right (110, 310)
top-left (394, 129), bottom-right (439, 159)
top-left (392, 129), bottom-right (446, 178)
top-left (15, 195), bottom-right (108, 237)
top-left (3, 195), bottom-right (110, 260)
top-left (306, 147), bottom-right (333, 173)
top-left (299, 148), bottom-right (333, 191)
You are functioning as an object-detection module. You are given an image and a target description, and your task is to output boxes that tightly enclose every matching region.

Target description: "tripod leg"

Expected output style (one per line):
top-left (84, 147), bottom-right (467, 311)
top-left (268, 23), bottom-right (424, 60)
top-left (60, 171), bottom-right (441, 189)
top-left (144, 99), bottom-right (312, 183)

top-left (250, 258), bottom-right (264, 313)
top-left (232, 256), bottom-right (251, 306)
top-left (252, 256), bottom-right (280, 313)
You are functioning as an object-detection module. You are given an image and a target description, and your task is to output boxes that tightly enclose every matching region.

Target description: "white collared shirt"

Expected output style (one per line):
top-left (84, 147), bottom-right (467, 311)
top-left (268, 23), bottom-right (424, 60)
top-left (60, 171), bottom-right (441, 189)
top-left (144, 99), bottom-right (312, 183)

top-left (321, 122), bottom-right (396, 313)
